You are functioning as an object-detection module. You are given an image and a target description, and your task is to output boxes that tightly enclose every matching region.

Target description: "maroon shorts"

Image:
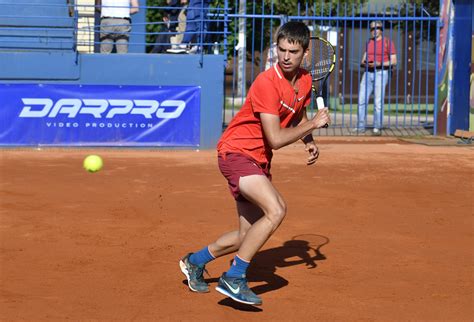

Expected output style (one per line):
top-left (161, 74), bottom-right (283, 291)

top-left (218, 152), bottom-right (271, 201)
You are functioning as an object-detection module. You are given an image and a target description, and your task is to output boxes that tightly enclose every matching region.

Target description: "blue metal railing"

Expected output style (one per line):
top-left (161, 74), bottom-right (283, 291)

top-left (0, 2), bottom-right (228, 52)
top-left (221, 1), bottom-right (440, 135)
top-left (0, 1), bottom-right (440, 136)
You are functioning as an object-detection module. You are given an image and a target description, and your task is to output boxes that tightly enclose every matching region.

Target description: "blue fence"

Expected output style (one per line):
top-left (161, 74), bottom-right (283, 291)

top-left (0, 0), bottom-right (440, 137)
top-left (222, 1), bottom-right (440, 135)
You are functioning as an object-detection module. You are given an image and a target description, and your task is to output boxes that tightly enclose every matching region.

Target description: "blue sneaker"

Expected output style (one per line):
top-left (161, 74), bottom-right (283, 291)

top-left (215, 273), bottom-right (262, 305)
top-left (179, 253), bottom-right (209, 293)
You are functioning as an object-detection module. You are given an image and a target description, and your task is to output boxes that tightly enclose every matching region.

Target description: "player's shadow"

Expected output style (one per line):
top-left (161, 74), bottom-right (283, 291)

top-left (216, 234), bottom-right (329, 311)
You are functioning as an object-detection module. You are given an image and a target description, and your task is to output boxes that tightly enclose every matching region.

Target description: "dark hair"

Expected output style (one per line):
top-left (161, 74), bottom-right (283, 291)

top-left (276, 21), bottom-right (310, 51)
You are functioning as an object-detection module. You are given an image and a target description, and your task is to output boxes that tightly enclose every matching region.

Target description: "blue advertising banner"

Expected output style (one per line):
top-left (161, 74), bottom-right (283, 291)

top-left (0, 84), bottom-right (201, 146)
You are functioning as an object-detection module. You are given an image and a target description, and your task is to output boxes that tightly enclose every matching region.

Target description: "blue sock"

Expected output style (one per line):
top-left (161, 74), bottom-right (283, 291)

top-left (226, 255), bottom-right (250, 278)
top-left (189, 246), bottom-right (215, 266)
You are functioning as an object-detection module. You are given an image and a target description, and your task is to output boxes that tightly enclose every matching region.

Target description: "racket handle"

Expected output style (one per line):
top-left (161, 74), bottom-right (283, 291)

top-left (316, 96), bottom-right (325, 110)
top-left (316, 96), bottom-right (329, 128)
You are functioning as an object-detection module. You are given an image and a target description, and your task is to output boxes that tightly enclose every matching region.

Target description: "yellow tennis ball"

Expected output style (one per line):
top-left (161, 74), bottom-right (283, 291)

top-left (83, 155), bottom-right (103, 173)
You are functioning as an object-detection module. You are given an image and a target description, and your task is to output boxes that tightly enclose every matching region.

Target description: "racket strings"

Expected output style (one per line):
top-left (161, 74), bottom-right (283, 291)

top-left (309, 50), bottom-right (334, 80)
top-left (302, 37), bottom-right (335, 82)
top-left (310, 65), bottom-right (332, 79)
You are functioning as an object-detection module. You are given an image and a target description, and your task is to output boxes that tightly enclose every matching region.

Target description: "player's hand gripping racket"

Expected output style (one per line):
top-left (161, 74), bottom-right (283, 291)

top-left (301, 36), bottom-right (336, 128)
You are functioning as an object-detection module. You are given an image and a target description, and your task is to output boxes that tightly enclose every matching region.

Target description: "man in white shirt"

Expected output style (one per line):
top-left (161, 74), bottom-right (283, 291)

top-left (96, 0), bottom-right (139, 53)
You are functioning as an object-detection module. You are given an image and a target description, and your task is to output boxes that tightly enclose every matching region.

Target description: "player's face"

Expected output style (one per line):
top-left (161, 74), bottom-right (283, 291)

top-left (277, 38), bottom-right (306, 75)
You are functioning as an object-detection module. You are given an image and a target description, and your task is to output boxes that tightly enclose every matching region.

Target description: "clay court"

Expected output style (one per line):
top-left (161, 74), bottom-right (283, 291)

top-left (0, 140), bottom-right (472, 321)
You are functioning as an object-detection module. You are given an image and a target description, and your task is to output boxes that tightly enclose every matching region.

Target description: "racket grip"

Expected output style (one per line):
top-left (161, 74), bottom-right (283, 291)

top-left (316, 97), bottom-right (325, 110)
top-left (316, 97), bottom-right (329, 128)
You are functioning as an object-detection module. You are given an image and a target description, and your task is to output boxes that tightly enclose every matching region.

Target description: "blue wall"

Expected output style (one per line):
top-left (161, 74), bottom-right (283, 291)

top-left (0, 53), bottom-right (225, 149)
top-left (451, 0), bottom-right (472, 133)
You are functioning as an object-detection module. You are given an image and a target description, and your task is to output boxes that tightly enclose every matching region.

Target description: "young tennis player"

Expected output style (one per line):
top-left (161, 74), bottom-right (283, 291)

top-left (180, 21), bottom-right (330, 306)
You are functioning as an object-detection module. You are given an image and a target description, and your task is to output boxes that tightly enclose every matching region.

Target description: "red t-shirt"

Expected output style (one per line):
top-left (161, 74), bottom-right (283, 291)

top-left (366, 38), bottom-right (396, 64)
top-left (217, 63), bottom-right (312, 164)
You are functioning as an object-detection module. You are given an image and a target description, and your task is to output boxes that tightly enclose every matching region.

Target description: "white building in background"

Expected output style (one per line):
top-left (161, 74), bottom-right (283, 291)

top-left (75, 0), bottom-right (96, 53)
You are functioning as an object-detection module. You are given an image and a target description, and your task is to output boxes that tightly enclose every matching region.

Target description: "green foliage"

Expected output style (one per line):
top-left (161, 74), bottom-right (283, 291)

top-left (412, 0), bottom-right (439, 16)
top-left (145, 0), bottom-right (167, 50)
top-left (393, 1), bottom-right (440, 43)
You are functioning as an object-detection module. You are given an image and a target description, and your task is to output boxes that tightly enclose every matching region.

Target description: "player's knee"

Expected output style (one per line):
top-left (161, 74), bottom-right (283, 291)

top-left (266, 203), bottom-right (287, 230)
top-left (237, 231), bottom-right (246, 245)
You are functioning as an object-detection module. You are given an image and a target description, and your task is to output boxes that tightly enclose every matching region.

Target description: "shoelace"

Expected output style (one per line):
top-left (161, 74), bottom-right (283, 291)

top-left (231, 277), bottom-right (250, 292)
top-left (189, 264), bottom-right (209, 281)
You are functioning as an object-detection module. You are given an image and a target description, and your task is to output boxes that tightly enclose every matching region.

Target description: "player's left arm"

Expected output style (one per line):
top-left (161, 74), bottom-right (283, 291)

top-left (296, 108), bottom-right (319, 166)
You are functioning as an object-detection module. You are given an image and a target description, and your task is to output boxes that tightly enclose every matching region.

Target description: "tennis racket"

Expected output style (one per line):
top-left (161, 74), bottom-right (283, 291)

top-left (301, 36), bottom-right (336, 128)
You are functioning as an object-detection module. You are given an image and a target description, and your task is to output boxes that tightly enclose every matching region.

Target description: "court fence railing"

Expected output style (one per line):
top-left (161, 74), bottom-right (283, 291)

top-left (0, 0), bottom-right (440, 136)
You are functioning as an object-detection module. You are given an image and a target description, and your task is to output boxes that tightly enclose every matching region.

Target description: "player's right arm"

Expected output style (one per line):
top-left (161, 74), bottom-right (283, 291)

top-left (260, 109), bottom-right (329, 150)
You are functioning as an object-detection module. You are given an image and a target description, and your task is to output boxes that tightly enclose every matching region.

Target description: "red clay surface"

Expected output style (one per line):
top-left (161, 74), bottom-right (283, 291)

top-left (1, 141), bottom-right (473, 321)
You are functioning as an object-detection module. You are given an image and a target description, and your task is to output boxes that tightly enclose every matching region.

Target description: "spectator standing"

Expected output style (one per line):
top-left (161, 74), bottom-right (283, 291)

top-left (152, 0), bottom-right (187, 53)
top-left (151, 9), bottom-right (173, 53)
top-left (352, 20), bottom-right (397, 135)
top-left (166, 0), bottom-right (186, 33)
top-left (169, 0), bottom-right (188, 49)
top-left (181, 0), bottom-right (210, 53)
top-left (96, 0), bottom-right (139, 54)
top-left (265, 25), bottom-right (282, 70)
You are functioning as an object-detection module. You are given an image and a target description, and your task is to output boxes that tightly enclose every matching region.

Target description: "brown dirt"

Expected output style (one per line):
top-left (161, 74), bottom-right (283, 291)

top-left (1, 142), bottom-right (473, 321)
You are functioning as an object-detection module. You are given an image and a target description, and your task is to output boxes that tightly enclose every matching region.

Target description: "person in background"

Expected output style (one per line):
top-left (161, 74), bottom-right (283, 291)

top-left (177, 0), bottom-right (210, 53)
top-left (165, 0), bottom-right (186, 33)
top-left (352, 20), bottom-right (397, 135)
top-left (265, 25), bottom-right (281, 70)
top-left (169, 0), bottom-right (188, 50)
top-left (265, 42), bottom-right (278, 70)
top-left (96, 0), bottom-right (139, 54)
top-left (151, 2), bottom-right (177, 54)
top-left (157, 0), bottom-right (188, 53)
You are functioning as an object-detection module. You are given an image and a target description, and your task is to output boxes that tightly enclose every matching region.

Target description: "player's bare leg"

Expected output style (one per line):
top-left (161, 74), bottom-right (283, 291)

top-left (236, 174), bottom-right (286, 260)
top-left (181, 213), bottom-right (253, 293)
top-left (216, 174), bottom-right (285, 305)
top-left (208, 206), bottom-right (262, 257)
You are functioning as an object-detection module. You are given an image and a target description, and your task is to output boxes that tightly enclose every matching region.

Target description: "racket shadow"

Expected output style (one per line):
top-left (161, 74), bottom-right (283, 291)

top-left (247, 235), bottom-right (330, 296)
top-left (216, 235), bottom-right (329, 310)
top-left (181, 235), bottom-right (329, 310)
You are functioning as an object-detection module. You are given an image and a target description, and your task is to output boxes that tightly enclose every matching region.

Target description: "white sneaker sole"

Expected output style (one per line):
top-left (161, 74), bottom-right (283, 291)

top-left (179, 260), bottom-right (208, 293)
top-left (167, 49), bottom-right (187, 54)
top-left (215, 285), bottom-right (262, 306)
